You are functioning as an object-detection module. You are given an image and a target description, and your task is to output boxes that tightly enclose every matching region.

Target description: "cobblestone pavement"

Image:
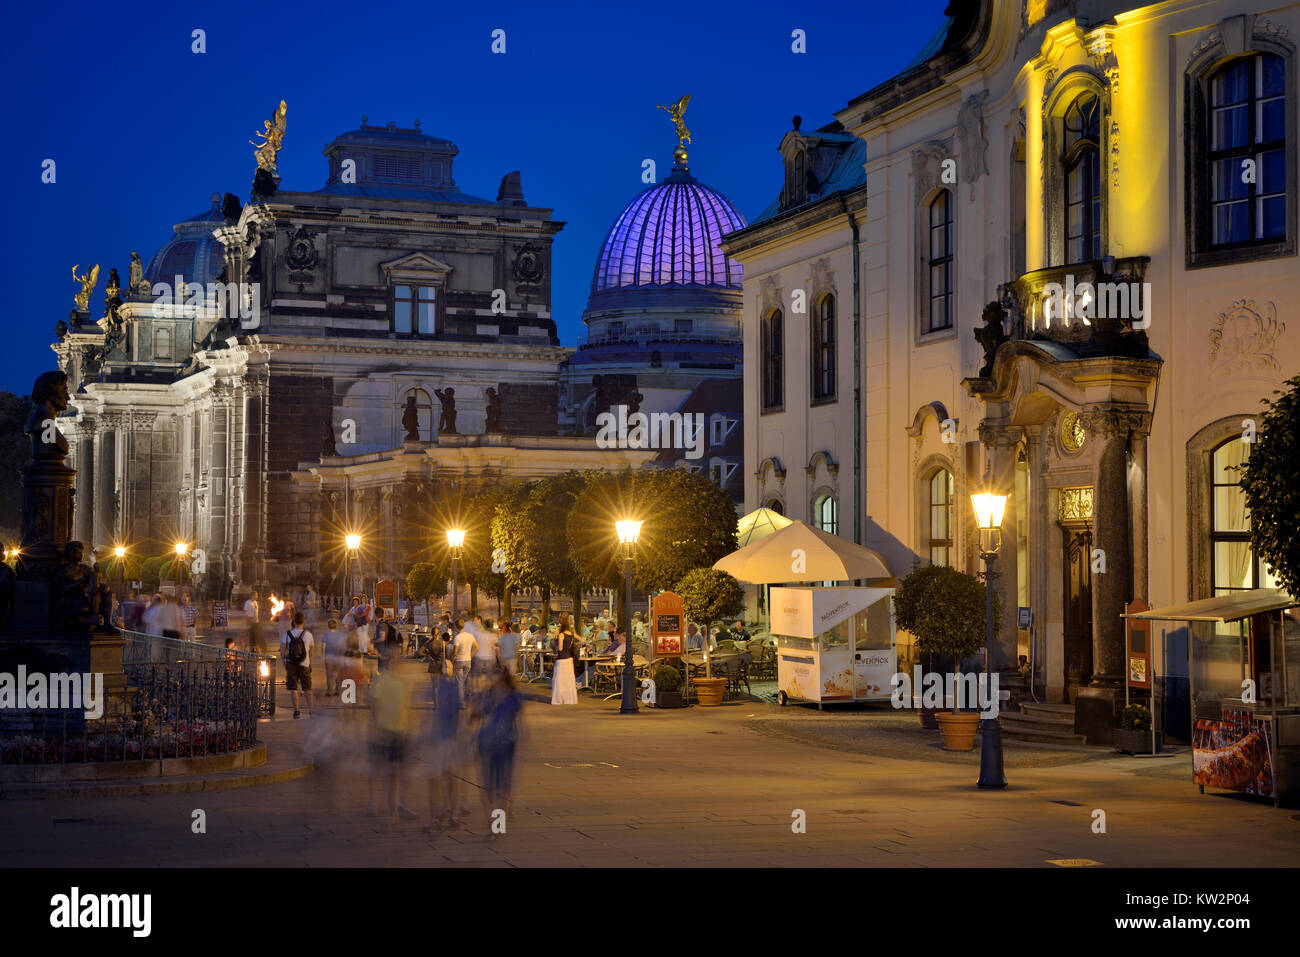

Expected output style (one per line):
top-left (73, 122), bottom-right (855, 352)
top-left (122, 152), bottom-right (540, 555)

top-left (2, 663), bottom-right (1298, 867)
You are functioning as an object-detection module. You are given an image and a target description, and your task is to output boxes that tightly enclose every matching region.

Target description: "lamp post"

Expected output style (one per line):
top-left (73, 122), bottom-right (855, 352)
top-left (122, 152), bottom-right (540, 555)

top-left (615, 519), bottom-right (642, 714)
top-left (174, 541), bottom-right (189, 595)
top-left (114, 545), bottom-right (127, 609)
top-left (971, 491), bottom-right (1008, 790)
top-left (345, 534), bottom-right (361, 603)
top-left (446, 529), bottom-right (465, 622)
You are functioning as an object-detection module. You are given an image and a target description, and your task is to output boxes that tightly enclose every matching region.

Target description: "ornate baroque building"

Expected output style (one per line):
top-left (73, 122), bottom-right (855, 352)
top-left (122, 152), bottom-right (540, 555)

top-left (722, 0), bottom-right (1298, 740)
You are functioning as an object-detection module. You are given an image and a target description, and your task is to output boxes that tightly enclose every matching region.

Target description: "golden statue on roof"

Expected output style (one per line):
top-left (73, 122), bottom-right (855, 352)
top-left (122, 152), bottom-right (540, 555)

top-left (251, 100), bottom-right (288, 173)
top-left (71, 264), bottom-right (99, 312)
top-left (658, 94), bottom-right (691, 147)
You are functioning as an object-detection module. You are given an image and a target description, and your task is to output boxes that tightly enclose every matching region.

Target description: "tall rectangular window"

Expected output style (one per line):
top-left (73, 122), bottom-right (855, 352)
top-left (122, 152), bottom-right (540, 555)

top-left (761, 309), bottom-right (784, 411)
top-left (812, 294), bottom-right (836, 401)
top-left (393, 284), bottom-right (437, 336)
top-left (1210, 53), bottom-right (1286, 246)
top-left (928, 191), bottom-right (953, 332)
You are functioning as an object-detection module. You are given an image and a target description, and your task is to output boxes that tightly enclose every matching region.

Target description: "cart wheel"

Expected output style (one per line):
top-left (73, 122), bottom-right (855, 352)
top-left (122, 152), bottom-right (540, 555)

top-left (777, 691), bottom-right (788, 707)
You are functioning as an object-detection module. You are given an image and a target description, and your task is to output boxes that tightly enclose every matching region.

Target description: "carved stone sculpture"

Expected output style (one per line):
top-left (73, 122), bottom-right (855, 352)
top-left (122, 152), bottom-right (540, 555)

top-left (433, 387), bottom-right (457, 434)
top-left (322, 416), bottom-right (337, 457)
top-left (485, 387), bottom-right (503, 433)
top-left (130, 251), bottom-right (151, 295)
top-left (975, 302), bottom-right (1009, 378)
top-left (402, 394), bottom-right (421, 441)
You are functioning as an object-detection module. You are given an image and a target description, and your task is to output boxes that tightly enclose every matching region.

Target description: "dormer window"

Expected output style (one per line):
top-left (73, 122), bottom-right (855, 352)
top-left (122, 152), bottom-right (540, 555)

top-left (381, 252), bottom-right (452, 338)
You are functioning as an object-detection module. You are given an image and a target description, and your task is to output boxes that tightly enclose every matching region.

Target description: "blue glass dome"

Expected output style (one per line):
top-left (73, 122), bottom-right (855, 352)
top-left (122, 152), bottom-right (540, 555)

top-left (591, 171), bottom-right (746, 293)
top-left (144, 194), bottom-right (228, 288)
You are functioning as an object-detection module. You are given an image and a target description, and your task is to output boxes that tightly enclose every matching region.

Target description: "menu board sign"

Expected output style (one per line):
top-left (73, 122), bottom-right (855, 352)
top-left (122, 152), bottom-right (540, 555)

top-left (652, 593), bottom-right (684, 658)
top-left (212, 601), bottom-right (228, 627)
top-left (375, 579), bottom-right (398, 619)
top-left (1125, 598), bottom-right (1151, 689)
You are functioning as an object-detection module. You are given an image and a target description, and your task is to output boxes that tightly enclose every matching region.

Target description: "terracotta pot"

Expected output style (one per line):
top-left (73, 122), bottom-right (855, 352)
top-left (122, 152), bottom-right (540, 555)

top-left (935, 711), bottom-right (981, 751)
top-left (693, 677), bottom-right (727, 707)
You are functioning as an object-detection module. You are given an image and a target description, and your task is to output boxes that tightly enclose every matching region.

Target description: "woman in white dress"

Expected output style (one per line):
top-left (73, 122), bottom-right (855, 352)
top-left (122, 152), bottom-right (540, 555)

top-left (550, 613), bottom-right (579, 705)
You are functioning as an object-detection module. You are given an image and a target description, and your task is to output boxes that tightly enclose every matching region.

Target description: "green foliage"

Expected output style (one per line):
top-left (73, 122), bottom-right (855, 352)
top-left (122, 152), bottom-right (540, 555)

top-left (567, 469), bottom-right (738, 593)
top-left (138, 557), bottom-right (166, 587)
top-left (676, 568), bottom-right (744, 628)
top-left (495, 473), bottom-right (589, 595)
top-left (1238, 375), bottom-right (1300, 598)
top-left (1120, 703), bottom-right (1152, 732)
top-left (653, 664), bottom-right (683, 694)
top-left (405, 562), bottom-right (444, 604)
top-left (459, 482), bottom-right (526, 599)
top-left (894, 564), bottom-right (996, 664)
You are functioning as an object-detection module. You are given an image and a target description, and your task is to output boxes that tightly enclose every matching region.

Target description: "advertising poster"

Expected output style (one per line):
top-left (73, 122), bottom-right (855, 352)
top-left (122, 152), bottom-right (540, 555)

top-left (1192, 706), bottom-right (1275, 798)
top-left (854, 650), bottom-right (894, 699)
top-left (374, 579), bottom-right (398, 618)
top-left (652, 592), bottom-right (684, 658)
top-left (777, 653), bottom-right (819, 702)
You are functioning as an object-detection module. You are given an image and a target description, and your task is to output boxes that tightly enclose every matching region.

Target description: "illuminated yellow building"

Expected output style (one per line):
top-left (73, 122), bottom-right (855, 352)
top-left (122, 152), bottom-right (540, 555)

top-left (724, 0), bottom-right (1298, 743)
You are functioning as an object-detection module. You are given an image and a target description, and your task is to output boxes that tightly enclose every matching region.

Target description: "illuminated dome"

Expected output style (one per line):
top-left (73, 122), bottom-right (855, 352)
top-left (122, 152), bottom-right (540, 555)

top-left (591, 168), bottom-right (746, 294)
top-left (144, 193), bottom-right (228, 288)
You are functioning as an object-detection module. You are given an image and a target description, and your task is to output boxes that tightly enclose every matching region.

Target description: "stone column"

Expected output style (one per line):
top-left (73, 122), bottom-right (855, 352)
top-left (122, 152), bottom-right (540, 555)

top-left (73, 431), bottom-right (95, 550)
top-left (1073, 407), bottom-right (1145, 743)
top-left (241, 376), bottom-right (267, 589)
top-left (208, 383), bottom-right (233, 588)
top-left (1131, 431), bottom-right (1148, 603)
top-left (94, 415), bottom-right (119, 548)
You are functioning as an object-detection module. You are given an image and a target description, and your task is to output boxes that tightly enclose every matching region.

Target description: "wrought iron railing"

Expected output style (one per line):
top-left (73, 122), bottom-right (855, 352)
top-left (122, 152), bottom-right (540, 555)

top-left (0, 632), bottom-right (272, 766)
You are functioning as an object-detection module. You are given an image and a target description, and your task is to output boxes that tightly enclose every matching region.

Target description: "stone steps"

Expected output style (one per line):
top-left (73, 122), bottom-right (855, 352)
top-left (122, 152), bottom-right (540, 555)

top-left (1000, 703), bottom-right (1087, 745)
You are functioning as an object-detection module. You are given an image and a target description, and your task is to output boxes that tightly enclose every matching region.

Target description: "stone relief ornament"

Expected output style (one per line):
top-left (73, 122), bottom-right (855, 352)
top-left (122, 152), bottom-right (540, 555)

top-left (1208, 300), bottom-right (1285, 376)
top-left (1187, 29), bottom-right (1222, 67)
top-left (912, 140), bottom-right (951, 200)
top-left (511, 243), bottom-right (544, 285)
top-left (1058, 486), bottom-right (1095, 523)
top-left (955, 91), bottom-right (989, 182)
top-left (285, 226), bottom-right (319, 273)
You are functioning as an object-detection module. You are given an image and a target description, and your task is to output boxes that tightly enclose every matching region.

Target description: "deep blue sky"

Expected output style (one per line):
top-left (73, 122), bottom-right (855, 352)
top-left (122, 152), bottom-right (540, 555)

top-left (0, 0), bottom-right (944, 395)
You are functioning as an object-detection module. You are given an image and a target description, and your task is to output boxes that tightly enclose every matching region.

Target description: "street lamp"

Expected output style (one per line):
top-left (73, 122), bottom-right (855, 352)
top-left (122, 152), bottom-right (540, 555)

top-left (971, 490), bottom-right (1009, 790)
top-left (615, 519), bottom-right (643, 714)
top-left (174, 541), bottom-right (189, 594)
top-left (113, 545), bottom-right (127, 608)
top-left (345, 533), bottom-right (361, 602)
top-left (446, 528), bottom-right (466, 622)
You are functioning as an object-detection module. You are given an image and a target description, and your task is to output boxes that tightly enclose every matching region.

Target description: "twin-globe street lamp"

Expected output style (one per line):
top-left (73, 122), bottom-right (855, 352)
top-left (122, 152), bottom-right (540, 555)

top-left (615, 519), bottom-right (643, 714)
top-left (446, 528), bottom-right (466, 622)
top-left (971, 491), bottom-right (1008, 790)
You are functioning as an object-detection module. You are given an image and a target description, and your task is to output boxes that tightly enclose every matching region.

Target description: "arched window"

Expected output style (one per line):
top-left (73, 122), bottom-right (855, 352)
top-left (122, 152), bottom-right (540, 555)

top-left (927, 190), bottom-right (954, 332)
top-left (1208, 53), bottom-right (1286, 246)
top-left (761, 308), bottom-right (784, 411)
top-left (399, 387), bottom-right (435, 442)
top-left (812, 294), bottom-right (836, 402)
top-left (1063, 93), bottom-right (1102, 263)
top-left (815, 495), bottom-right (837, 535)
top-left (927, 468), bottom-right (954, 566)
top-left (765, 499), bottom-right (785, 516)
top-left (1210, 438), bottom-right (1277, 596)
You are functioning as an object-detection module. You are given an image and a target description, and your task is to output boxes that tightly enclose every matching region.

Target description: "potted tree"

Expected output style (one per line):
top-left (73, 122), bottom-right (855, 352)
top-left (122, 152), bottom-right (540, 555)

top-left (904, 565), bottom-right (995, 750)
top-left (677, 568), bottom-right (744, 707)
top-left (894, 564), bottom-right (948, 729)
top-left (1114, 703), bottom-right (1161, 754)
top-left (653, 664), bottom-right (685, 709)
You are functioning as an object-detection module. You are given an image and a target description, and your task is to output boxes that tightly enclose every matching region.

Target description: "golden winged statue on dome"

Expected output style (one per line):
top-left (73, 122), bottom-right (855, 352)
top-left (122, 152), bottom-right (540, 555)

top-left (657, 94), bottom-right (691, 147)
top-left (250, 100), bottom-right (287, 173)
top-left (72, 264), bottom-right (99, 312)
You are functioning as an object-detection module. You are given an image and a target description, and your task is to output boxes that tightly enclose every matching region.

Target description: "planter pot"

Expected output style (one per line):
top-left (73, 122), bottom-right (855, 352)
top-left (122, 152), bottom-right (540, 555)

top-left (934, 711), bottom-right (981, 751)
top-left (1113, 728), bottom-right (1162, 754)
top-left (657, 691), bottom-right (684, 709)
top-left (693, 677), bottom-right (728, 707)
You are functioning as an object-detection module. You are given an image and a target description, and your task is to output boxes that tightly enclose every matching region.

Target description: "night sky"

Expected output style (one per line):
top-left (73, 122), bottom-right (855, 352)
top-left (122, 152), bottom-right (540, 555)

top-left (0, 0), bottom-right (944, 395)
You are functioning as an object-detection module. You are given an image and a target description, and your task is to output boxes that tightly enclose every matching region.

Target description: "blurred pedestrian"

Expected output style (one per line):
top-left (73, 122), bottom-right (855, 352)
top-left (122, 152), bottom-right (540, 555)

top-left (321, 617), bottom-right (348, 696)
top-left (425, 670), bottom-right (462, 832)
top-left (280, 611), bottom-right (315, 719)
top-left (452, 618), bottom-right (477, 705)
top-left (498, 621), bottom-right (521, 677)
top-left (368, 642), bottom-right (417, 823)
top-left (476, 668), bottom-right (523, 835)
top-left (180, 593), bottom-right (198, 640)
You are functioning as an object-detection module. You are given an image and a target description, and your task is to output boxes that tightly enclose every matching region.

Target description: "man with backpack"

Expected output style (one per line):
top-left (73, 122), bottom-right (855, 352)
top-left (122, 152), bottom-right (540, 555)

top-left (280, 611), bottom-right (315, 719)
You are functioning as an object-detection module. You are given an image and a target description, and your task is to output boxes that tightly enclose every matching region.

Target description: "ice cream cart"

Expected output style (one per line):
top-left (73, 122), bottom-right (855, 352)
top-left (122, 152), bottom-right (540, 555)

top-left (771, 586), bottom-right (897, 708)
top-left (1123, 589), bottom-right (1300, 807)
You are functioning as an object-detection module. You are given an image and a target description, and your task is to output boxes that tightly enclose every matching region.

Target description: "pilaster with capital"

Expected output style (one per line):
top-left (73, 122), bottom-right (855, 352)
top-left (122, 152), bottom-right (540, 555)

top-left (978, 416), bottom-right (1022, 670)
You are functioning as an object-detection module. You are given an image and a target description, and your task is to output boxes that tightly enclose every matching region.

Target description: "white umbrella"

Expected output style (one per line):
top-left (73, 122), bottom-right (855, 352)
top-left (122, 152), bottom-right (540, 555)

top-left (735, 506), bottom-right (793, 548)
top-left (712, 520), bottom-right (892, 584)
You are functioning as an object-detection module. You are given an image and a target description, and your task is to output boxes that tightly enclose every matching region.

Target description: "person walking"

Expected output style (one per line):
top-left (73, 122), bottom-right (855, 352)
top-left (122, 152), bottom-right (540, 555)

top-left (497, 621), bottom-right (521, 678)
top-left (304, 584), bottom-right (321, 629)
top-left (368, 641), bottom-right (417, 823)
top-left (180, 594), bottom-right (198, 641)
top-left (243, 590), bottom-right (261, 625)
top-left (472, 618), bottom-right (500, 693)
top-left (550, 613), bottom-right (578, 705)
top-left (451, 619), bottom-right (477, 707)
top-left (320, 617), bottom-right (348, 696)
top-left (280, 611), bottom-right (315, 719)
top-left (476, 668), bottom-right (524, 835)
top-left (425, 669), bottom-right (462, 832)
top-left (420, 628), bottom-right (451, 705)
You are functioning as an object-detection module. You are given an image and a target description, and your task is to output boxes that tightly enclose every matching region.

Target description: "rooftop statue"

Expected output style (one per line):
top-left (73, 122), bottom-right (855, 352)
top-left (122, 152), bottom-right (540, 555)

top-left (71, 264), bottom-right (98, 312)
top-left (251, 100), bottom-right (287, 173)
top-left (657, 94), bottom-right (691, 147)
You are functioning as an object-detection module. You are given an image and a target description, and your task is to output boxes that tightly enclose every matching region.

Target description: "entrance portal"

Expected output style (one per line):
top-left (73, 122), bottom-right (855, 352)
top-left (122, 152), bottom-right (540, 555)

top-left (1062, 527), bottom-right (1093, 701)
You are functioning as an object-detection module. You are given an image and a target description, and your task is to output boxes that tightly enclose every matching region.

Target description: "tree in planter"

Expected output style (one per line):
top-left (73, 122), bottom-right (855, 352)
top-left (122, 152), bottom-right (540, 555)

top-left (1237, 375), bottom-right (1300, 598)
top-left (895, 564), bottom-right (998, 712)
top-left (676, 568), bottom-right (744, 679)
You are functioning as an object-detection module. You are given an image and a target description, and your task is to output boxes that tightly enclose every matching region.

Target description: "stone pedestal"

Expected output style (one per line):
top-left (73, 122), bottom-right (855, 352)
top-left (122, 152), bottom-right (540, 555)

top-left (1074, 685), bottom-right (1122, 745)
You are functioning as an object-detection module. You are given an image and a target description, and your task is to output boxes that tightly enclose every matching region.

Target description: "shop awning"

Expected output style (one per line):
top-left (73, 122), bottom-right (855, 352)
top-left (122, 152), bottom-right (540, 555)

top-left (1121, 589), bottom-right (1298, 624)
top-left (713, 520), bottom-right (892, 584)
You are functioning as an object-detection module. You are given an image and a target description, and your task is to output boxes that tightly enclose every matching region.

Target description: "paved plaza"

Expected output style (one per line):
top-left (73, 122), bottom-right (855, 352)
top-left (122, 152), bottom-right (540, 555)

top-left (2, 662), bottom-right (1298, 868)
